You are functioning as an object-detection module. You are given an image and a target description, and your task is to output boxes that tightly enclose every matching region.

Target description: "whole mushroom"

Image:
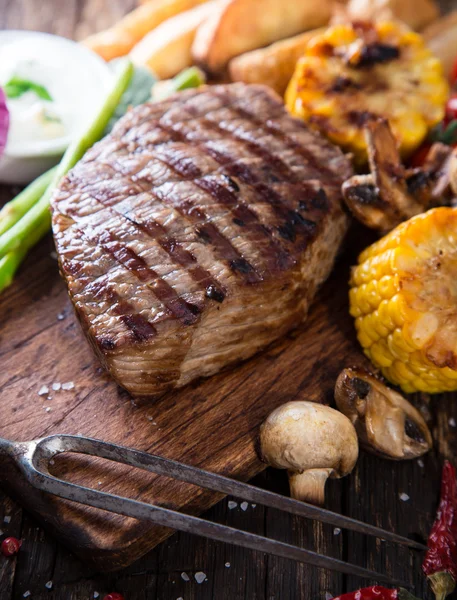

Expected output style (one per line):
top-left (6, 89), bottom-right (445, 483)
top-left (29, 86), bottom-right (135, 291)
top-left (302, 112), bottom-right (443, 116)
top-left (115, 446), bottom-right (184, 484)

top-left (259, 401), bottom-right (359, 505)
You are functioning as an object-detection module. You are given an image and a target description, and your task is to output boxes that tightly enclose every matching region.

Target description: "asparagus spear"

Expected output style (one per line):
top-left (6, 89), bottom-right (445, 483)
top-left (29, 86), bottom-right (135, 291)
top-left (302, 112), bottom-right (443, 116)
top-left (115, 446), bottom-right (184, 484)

top-left (152, 66), bottom-right (206, 101)
top-left (0, 58), bottom-right (134, 261)
top-left (0, 167), bottom-right (56, 236)
top-left (172, 66), bottom-right (205, 91)
top-left (0, 247), bottom-right (28, 292)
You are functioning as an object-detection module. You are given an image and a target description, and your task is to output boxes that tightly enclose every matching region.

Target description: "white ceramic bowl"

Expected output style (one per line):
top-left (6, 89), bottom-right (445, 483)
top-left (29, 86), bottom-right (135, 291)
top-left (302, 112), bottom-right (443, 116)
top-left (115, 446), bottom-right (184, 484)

top-left (0, 30), bottom-right (114, 185)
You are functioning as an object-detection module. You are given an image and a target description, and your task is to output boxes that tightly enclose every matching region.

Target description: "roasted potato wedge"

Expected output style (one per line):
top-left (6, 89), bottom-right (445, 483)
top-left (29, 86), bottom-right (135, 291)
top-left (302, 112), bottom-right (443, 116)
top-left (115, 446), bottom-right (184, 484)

top-left (423, 11), bottom-right (457, 80)
top-left (83, 0), bottom-right (209, 61)
top-left (192, 0), bottom-right (332, 74)
top-left (130, 1), bottom-right (220, 79)
top-left (228, 28), bottom-right (325, 95)
top-left (342, 0), bottom-right (439, 31)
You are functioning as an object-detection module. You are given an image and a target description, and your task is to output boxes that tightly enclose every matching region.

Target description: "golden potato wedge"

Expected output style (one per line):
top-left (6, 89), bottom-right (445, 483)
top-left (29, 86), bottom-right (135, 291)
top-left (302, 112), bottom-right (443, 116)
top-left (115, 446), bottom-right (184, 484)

top-left (229, 28), bottom-right (325, 96)
top-left (343, 0), bottom-right (439, 31)
top-left (423, 11), bottom-right (457, 79)
top-left (130, 1), bottom-right (220, 79)
top-left (192, 0), bottom-right (332, 73)
top-left (83, 0), bottom-right (209, 61)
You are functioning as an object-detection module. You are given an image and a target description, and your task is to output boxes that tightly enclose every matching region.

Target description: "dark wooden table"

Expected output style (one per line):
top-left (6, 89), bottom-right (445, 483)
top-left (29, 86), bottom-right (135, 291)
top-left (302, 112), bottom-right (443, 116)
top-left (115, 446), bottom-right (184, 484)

top-left (1, 1), bottom-right (457, 598)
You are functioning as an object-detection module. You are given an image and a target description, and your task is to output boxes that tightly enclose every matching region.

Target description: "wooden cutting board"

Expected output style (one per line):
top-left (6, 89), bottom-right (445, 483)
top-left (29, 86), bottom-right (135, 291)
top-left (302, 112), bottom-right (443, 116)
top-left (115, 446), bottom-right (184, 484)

top-left (0, 221), bottom-right (384, 572)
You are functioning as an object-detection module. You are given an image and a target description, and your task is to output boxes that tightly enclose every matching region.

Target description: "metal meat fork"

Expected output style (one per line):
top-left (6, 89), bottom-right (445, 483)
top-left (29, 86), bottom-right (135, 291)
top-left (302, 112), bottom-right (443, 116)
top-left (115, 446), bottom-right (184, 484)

top-left (0, 434), bottom-right (425, 587)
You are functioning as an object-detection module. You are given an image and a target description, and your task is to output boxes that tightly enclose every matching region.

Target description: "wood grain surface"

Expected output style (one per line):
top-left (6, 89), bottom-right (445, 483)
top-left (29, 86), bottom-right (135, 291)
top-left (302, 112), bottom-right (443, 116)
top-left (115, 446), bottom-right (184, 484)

top-left (0, 1), bottom-right (457, 599)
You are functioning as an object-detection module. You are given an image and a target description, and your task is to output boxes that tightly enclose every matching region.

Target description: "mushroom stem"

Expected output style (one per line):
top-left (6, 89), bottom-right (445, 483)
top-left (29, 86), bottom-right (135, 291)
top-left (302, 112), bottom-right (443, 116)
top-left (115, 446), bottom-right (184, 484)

top-left (288, 468), bottom-right (333, 505)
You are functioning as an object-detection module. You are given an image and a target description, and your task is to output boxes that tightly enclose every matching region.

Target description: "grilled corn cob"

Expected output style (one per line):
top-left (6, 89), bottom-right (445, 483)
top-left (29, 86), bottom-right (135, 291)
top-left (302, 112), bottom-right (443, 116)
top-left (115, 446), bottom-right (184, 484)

top-left (285, 21), bottom-right (448, 165)
top-left (350, 207), bottom-right (457, 393)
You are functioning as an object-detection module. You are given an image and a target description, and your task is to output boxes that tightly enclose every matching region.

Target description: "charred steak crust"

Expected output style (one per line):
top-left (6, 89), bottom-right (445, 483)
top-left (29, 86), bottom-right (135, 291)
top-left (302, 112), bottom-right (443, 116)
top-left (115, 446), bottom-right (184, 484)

top-left (51, 83), bottom-right (353, 397)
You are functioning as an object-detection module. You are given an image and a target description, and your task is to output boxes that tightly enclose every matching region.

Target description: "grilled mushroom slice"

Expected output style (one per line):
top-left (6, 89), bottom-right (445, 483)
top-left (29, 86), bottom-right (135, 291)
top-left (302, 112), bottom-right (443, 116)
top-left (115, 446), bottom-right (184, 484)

top-left (342, 117), bottom-right (452, 232)
top-left (259, 401), bottom-right (359, 505)
top-left (335, 367), bottom-right (432, 460)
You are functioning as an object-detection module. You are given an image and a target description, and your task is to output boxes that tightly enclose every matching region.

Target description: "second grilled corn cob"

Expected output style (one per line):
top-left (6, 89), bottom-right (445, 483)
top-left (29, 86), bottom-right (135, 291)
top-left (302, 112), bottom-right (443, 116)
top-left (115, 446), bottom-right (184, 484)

top-left (350, 207), bottom-right (457, 393)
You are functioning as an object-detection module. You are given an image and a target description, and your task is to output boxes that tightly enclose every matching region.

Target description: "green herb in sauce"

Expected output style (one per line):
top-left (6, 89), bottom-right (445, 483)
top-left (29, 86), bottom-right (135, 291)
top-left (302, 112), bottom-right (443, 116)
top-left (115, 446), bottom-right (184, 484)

top-left (4, 76), bottom-right (53, 101)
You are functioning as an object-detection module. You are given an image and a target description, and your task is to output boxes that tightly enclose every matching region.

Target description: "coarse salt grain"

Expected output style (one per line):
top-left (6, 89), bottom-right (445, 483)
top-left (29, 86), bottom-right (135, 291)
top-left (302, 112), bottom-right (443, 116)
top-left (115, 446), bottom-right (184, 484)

top-left (225, 562), bottom-right (230, 568)
top-left (52, 383), bottom-right (61, 391)
top-left (57, 312), bottom-right (65, 321)
top-left (45, 407), bottom-right (52, 413)
top-left (177, 597), bottom-right (183, 600)
top-left (45, 581), bottom-right (53, 589)
top-left (418, 459), bottom-right (424, 468)
top-left (251, 504), bottom-right (256, 508)
top-left (93, 593), bottom-right (99, 599)
top-left (228, 501), bottom-right (237, 510)
top-left (195, 572), bottom-right (206, 584)
top-left (23, 592), bottom-right (31, 598)
top-left (449, 417), bottom-right (456, 427)
top-left (325, 593), bottom-right (333, 600)
top-left (333, 528), bottom-right (341, 536)
top-left (62, 381), bottom-right (75, 391)
top-left (4, 516), bottom-right (11, 524)
top-left (181, 572), bottom-right (190, 582)
top-left (38, 385), bottom-right (49, 396)
top-left (240, 502), bottom-right (248, 511)
top-left (400, 493), bottom-right (410, 502)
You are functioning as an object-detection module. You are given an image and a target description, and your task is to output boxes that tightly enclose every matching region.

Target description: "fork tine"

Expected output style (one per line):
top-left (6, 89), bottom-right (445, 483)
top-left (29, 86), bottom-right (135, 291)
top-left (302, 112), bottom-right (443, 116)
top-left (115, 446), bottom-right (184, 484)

top-left (35, 435), bottom-right (426, 551)
top-left (32, 469), bottom-right (411, 589)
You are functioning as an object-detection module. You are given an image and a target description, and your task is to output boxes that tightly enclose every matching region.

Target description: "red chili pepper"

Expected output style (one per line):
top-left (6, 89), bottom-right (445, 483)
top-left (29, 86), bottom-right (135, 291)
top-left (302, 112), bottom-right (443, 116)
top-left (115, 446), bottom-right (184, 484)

top-left (331, 587), bottom-right (420, 599)
top-left (1, 537), bottom-right (22, 557)
top-left (103, 594), bottom-right (125, 600)
top-left (423, 461), bottom-right (457, 600)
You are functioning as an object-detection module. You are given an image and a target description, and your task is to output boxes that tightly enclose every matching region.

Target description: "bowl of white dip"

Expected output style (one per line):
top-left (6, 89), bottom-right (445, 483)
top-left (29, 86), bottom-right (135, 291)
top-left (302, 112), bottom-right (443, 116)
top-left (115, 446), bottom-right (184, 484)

top-left (0, 30), bottom-right (113, 184)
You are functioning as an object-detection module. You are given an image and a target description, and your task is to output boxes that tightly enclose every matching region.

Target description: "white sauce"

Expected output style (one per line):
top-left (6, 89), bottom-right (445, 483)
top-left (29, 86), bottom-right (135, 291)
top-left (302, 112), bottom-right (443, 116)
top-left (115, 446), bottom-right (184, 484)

top-left (0, 32), bottom-right (113, 157)
top-left (2, 94), bottom-right (66, 150)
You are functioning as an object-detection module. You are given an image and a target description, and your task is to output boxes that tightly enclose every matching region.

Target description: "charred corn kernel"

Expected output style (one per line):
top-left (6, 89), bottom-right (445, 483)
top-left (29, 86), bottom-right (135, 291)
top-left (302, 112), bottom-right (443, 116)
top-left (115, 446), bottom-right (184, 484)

top-left (350, 207), bottom-right (457, 393)
top-left (285, 21), bottom-right (448, 165)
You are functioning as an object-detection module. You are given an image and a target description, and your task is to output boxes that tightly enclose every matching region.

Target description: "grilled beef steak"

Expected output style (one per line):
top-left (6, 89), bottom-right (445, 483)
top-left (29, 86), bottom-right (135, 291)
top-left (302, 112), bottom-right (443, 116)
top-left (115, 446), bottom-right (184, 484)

top-left (51, 83), bottom-right (353, 397)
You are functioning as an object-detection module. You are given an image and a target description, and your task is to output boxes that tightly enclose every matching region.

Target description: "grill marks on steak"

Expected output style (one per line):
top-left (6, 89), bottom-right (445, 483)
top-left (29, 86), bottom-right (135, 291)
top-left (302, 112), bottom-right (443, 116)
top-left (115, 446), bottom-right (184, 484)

top-left (51, 84), bottom-right (352, 395)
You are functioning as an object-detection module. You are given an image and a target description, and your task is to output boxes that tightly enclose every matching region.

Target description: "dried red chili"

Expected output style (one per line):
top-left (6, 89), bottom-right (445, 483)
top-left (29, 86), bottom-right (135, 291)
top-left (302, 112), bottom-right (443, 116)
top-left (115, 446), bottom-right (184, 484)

top-left (103, 594), bottom-right (125, 600)
top-left (331, 587), bottom-right (419, 600)
top-left (423, 460), bottom-right (457, 600)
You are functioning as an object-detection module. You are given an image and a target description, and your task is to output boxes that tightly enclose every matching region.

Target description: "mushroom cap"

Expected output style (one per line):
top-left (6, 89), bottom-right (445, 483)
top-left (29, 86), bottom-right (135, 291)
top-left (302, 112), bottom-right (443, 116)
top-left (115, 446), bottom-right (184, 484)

top-left (259, 401), bottom-right (359, 478)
